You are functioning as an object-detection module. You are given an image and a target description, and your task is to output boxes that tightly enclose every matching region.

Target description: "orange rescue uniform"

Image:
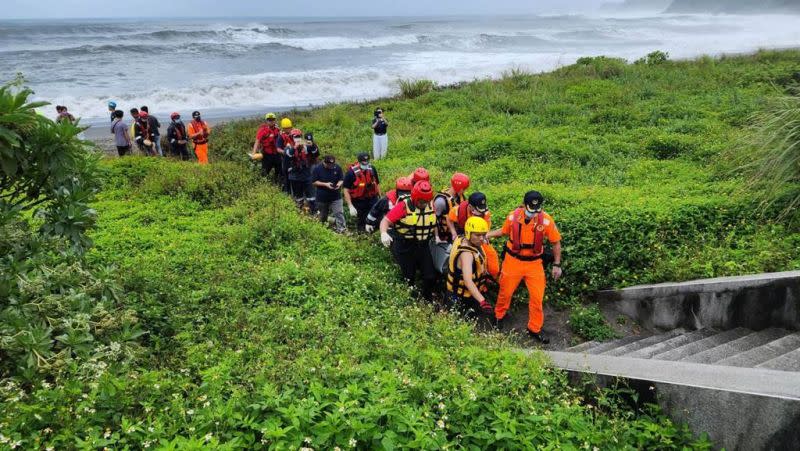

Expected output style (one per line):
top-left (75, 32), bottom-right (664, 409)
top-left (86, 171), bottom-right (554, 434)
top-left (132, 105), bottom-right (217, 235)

top-left (495, 209), bottom-right (561, 333)
top-left (187, 120), bottom-right (211, 165)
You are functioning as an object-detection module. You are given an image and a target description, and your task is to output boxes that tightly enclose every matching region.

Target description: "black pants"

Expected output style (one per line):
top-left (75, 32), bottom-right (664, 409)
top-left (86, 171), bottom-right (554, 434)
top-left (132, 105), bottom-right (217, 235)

top-left (261, 153), bottom-right (281, 181)
top-left (290, 179), bottom-right (316, 211)
top-left (171, 143), bottom-right (190, 160)
top-left (391, 236), bottom-right (437, 301)
top-left (353, 197), bottom-right (377, 232)
top-left (116, 145), bottom-right (131, 156)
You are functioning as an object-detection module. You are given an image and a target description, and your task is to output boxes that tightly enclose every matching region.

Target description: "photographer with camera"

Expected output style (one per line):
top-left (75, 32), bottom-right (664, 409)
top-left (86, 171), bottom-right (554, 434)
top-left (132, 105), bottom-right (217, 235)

top-left (371, 107), bottom-right (389, 160)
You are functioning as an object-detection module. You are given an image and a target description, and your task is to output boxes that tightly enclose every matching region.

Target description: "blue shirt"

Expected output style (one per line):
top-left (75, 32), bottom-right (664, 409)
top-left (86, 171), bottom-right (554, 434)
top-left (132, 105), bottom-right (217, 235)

top-left (312, 164), bottom-right (344, 203)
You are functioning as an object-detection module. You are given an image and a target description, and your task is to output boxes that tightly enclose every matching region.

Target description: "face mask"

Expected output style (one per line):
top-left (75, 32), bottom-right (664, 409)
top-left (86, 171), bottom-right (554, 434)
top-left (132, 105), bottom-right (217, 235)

top-left (525, 210), bottom-right (536, 219)
top-left (359, 163), bottom-right (369, 170)
top-left (293, 137), bottom-right (302, 145)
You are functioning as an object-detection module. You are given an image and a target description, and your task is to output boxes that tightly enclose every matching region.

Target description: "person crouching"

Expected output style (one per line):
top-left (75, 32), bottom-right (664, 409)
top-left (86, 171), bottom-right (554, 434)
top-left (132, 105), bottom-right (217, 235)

top-left (446, 216), bottom-right (494, 319)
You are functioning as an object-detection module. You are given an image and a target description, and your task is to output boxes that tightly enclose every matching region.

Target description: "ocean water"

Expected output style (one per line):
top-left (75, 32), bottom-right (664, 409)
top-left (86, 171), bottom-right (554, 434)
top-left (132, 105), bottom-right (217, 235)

top-left (1, 13), bottom-right (798, 123)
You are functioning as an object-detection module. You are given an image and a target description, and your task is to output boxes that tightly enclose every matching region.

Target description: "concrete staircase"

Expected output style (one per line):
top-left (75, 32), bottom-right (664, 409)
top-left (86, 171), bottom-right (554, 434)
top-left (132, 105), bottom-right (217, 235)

top-left (564, 327), bottom-right (800, 371)
top-left (541, 271), bottom-right (800, 451)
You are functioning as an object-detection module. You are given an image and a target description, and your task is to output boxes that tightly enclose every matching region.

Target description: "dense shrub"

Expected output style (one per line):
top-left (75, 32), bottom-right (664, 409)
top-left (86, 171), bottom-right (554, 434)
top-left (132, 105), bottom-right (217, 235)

top-left (398, 79), bottom-right (436, 99)
top-left (569, 305), bottom-right (618, 341)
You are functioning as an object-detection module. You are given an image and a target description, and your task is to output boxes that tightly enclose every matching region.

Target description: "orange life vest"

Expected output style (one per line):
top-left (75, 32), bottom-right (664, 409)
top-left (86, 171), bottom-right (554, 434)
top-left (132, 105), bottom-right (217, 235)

top-left (348, 163), bottom-right (378, 200)
top-left (455, 200), bottom-right (492, 235)
top-left (506, 207), bottom-right (545, 261)
top-left (189, 120), bottom-right (208, 145)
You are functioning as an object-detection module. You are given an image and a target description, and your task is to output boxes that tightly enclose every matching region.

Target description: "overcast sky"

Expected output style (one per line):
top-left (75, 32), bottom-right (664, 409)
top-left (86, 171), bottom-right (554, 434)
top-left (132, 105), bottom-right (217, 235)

top-left (3, 0), bottom-right (611, 19)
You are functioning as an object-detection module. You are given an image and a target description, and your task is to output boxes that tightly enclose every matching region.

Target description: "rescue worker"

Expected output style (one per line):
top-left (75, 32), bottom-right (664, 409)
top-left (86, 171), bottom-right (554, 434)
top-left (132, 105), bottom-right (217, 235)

top-left (303, 132), bottom-right (320, 214)
top-left (447, 191), bottom-right (500, 280)
top-left (187, 110), bottom-right (210, 164)
top-left (253, 113), bottom-right (281, 181)
top-left (486, 191), bottom-right (562, 344)
top-left (379, 180), bottom-right (438, 302)
top-left (129, 108), bottom-right (144, 153)
top-left (140, 106), bottom-right (162, 157)
top-left (433, 172), bottom-right (470, 244)
top-left (134, 110), bottom-right (156, 156)
top-left (276, 118), bottom-right (295, 193)
top-left (167, 112), bottom-right (190, 160)
top-left (285, 129), bottom-right (316, 212)
top-left (446, 216), bottom-right (494, 318)
top-left (343, 152), bottom-right (381, 232)
top-left (365, 176), bottom-right (413, 233)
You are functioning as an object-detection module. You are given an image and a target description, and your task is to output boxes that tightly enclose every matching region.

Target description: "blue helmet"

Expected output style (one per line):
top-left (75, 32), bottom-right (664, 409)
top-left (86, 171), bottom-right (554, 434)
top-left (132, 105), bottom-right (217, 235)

top-left (108, 101), bottom-right (117, 108)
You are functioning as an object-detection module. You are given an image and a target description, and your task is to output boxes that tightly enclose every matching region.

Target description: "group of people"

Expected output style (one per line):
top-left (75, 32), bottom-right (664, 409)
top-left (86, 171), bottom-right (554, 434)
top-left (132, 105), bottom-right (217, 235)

top-left (250, 111), bottom-right (562, 343)
top-left (106, 101), bottom-right (211, 164)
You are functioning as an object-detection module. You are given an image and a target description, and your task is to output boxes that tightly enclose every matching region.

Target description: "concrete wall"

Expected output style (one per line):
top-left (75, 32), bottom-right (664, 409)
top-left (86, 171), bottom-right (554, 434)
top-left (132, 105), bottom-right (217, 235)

top-left (597, 271), bottom-right (800, 332)
top-left (564, 371), bottom-right (800, 451)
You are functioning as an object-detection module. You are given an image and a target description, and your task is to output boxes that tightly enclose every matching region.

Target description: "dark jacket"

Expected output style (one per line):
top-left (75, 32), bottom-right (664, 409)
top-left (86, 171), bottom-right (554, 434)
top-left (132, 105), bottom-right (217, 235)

top-left (167, 121), bottom-right (187, 145)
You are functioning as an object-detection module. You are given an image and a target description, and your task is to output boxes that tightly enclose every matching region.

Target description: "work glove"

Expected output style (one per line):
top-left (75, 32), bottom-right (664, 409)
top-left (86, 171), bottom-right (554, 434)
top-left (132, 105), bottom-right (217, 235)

top-left (365, 225), bottom-right (374, 233)
top-left (478, 299), bottom-right (494, 314)
top-left (349, 205), bottom-right (358, 217)
top-left (380, 232), bottom-right (393, 248)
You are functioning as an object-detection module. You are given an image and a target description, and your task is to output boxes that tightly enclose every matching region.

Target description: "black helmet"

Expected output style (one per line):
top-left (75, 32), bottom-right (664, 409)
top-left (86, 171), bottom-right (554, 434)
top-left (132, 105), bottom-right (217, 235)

top-left (305, 132), bottom-right (314, 141)
top-left (357, 152), bottom-right (370, 163)
top-left (523, 190), bottom-right (544, 212)
top-left (468, 192), bottom-right (488, 213)
top-left (192, 111), bottom-right (201, 119)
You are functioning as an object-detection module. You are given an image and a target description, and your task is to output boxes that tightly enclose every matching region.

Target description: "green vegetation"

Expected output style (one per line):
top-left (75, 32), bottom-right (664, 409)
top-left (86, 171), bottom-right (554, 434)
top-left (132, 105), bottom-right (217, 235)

top-left (4, 49), bottom-right (800, 449)
top-left (398, 79), bottom-right (437, 99)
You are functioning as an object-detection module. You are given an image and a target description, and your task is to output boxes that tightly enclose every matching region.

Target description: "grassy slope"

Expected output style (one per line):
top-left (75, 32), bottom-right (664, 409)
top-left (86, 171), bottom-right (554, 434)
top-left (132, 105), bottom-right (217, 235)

top-left (0, 159), bottom-right (704, 449)
top-left (214, 50), bottom-right (800, 306)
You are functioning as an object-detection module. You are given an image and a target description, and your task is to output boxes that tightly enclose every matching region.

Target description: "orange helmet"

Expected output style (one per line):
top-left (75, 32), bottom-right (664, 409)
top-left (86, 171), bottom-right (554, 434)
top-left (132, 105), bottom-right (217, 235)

top-left (450, 172), bottom-right (470, 192)
top-left (290, 128), bottom-right (303, 138)
top-left (411, 180), bottom-right (434, 204)
top-left (395, 176), bottom-right (413, 192)
top-left (411, 167), bottom-right (430, 184)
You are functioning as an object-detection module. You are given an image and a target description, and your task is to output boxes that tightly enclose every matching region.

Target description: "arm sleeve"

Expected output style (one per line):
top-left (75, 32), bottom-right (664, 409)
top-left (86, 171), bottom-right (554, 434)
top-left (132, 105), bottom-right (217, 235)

top-left (546, 215), bottom-right (562, 243)
top-left (342, 170), bottom-right (355, 189)
top-left (311, 166), bottom-right (321, 183)
top-left (385, 201), bottom-right (408, 224)
top-left (500, 217), bottom-right (512, 236)
top-left (335, 166), bottom-right (344, 183)
top-left (372, 168), bottom-right (380, 185)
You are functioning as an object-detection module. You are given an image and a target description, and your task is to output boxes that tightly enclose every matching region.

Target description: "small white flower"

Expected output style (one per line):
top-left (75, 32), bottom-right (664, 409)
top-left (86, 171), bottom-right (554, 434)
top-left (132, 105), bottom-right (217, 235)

top-left (126, 426), bottom-right (136, 434)
top-left (304, 437), bottom-right (312, 444)
top-left (437, 419), bottom-right (445, 429)
top-left (437, 402), bottom-right (445, 410)
top-left (186, 409), bottom-right (194, 415)
top-left (11, 441), bottom-right (23, 449)
top-left (153, 384), bottom-right (160, 390)
top-left (349, 438), bottom-right (357, 447)
top-left (143, 440), bottom-right (152, 448)
top-left (148, 427), bottom-right (154, 433)
top-left (204, 432), bottom-right (213, 442)
top-left (104, 429), bottom-right (112, 439)
top-left (203, 401), bottom-right (210, 408)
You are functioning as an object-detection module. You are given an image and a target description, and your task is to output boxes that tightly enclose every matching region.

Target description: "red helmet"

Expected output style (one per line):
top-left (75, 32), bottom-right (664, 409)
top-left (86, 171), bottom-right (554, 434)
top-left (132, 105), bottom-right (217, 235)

top-left (411, 167), bottom-right (430, 184)
top-left (290, 128), bottom-right (303, 138)
top-left (395, 176), bottom-right (413, 192)
top-left (139, 111), bottom-right (149, 118)
top-left (450, 172), bottom-right (470, 192)
top-left (411, 180), bottom-right (434, 204)
top-left (170, 112), bottom-right (180, 119)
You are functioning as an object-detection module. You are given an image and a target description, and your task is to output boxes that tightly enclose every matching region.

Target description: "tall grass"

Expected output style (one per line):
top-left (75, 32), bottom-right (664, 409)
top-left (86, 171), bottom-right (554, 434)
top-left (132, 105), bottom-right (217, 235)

top-left (740, 92), bottom-right (800, 216)
top-left (398, 78), bottom-right (436, 99)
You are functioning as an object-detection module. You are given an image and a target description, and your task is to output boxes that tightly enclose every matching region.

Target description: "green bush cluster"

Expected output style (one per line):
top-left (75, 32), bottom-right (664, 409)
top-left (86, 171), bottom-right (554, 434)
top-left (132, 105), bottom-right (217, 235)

top-left (398, 79), bottom-right (437, 99)
top-left (569, 305), bottom-right (618, 342)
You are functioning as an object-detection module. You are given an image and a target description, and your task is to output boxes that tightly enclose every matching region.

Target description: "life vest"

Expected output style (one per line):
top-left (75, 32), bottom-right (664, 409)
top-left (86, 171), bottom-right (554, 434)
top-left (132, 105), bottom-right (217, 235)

top-left (434, 189), bottom-right (465, 241)
top-left (393, 199), bottom-right (437, 241)
top-left (455, 200), bottom-right (492, 235)
top-left (172, 122), bottom-right (186, 141)
top-left (137, 118), bottom-right (151, 138)
top-left (348, 163), bottom-right (379, 200)
top-left (386, 189), bottom-right (398, 205)
top-left (259, 124), bottom-right (280, 155)
top-left (189, 120), bottom-right (208, 145)
top-left (278, 132), bottom-right (294, 152)
top-left (446, 236), bottom-right (488, 298)
top-left (290, 144), bottom-right (309, 169)
top-left (505, 207), bottom-right (545, 261)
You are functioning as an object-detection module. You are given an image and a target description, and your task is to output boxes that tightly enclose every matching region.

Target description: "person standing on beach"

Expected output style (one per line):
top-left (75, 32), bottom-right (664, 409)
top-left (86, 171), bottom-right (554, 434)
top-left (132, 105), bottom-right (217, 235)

top-left (372, 107), bottom-right (388, 160)
top-left (187, 110), bottom-right (210, 164)
top-left (111, 110), bottom-right (131, 156)
top-left (254, 113), bottom-right (281, 181)
top-left (130, 108), bottom-right (144, 153)
top-left (108, 101), bottom-right (117, 122)
top-left (134, 111), bottom-right (156, 156)
top-left (167, 112), bottom-right (190, 160)
top-left (140, 106), bottom-right (163, 157)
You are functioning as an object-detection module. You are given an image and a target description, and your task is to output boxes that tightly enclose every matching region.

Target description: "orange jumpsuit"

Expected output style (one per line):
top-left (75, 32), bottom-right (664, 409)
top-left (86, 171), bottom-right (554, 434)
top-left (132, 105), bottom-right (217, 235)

top-left (494, 209), bottom-right (561, 333)
top-left (187, 120), bottom-right (211, 165)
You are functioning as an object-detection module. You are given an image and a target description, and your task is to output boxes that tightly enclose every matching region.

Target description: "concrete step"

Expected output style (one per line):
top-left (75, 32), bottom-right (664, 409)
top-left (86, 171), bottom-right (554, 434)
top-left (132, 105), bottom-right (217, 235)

top-left (565, 341), bottom-right (600, 353)
top-left (652, 327), bottom-right (752, 362)
top-left (717, 333), bottom-right (800, 368)
top-left (584, 335), bottom-right (652, 355)
top-left (682, 328), bottom-right (790, 364)
top-left (626, 328), bottom-right (717, 359)
top-left (602, 329), bottom-right (685, 357)
top-left (756, 348), bottom-right (800, 372)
